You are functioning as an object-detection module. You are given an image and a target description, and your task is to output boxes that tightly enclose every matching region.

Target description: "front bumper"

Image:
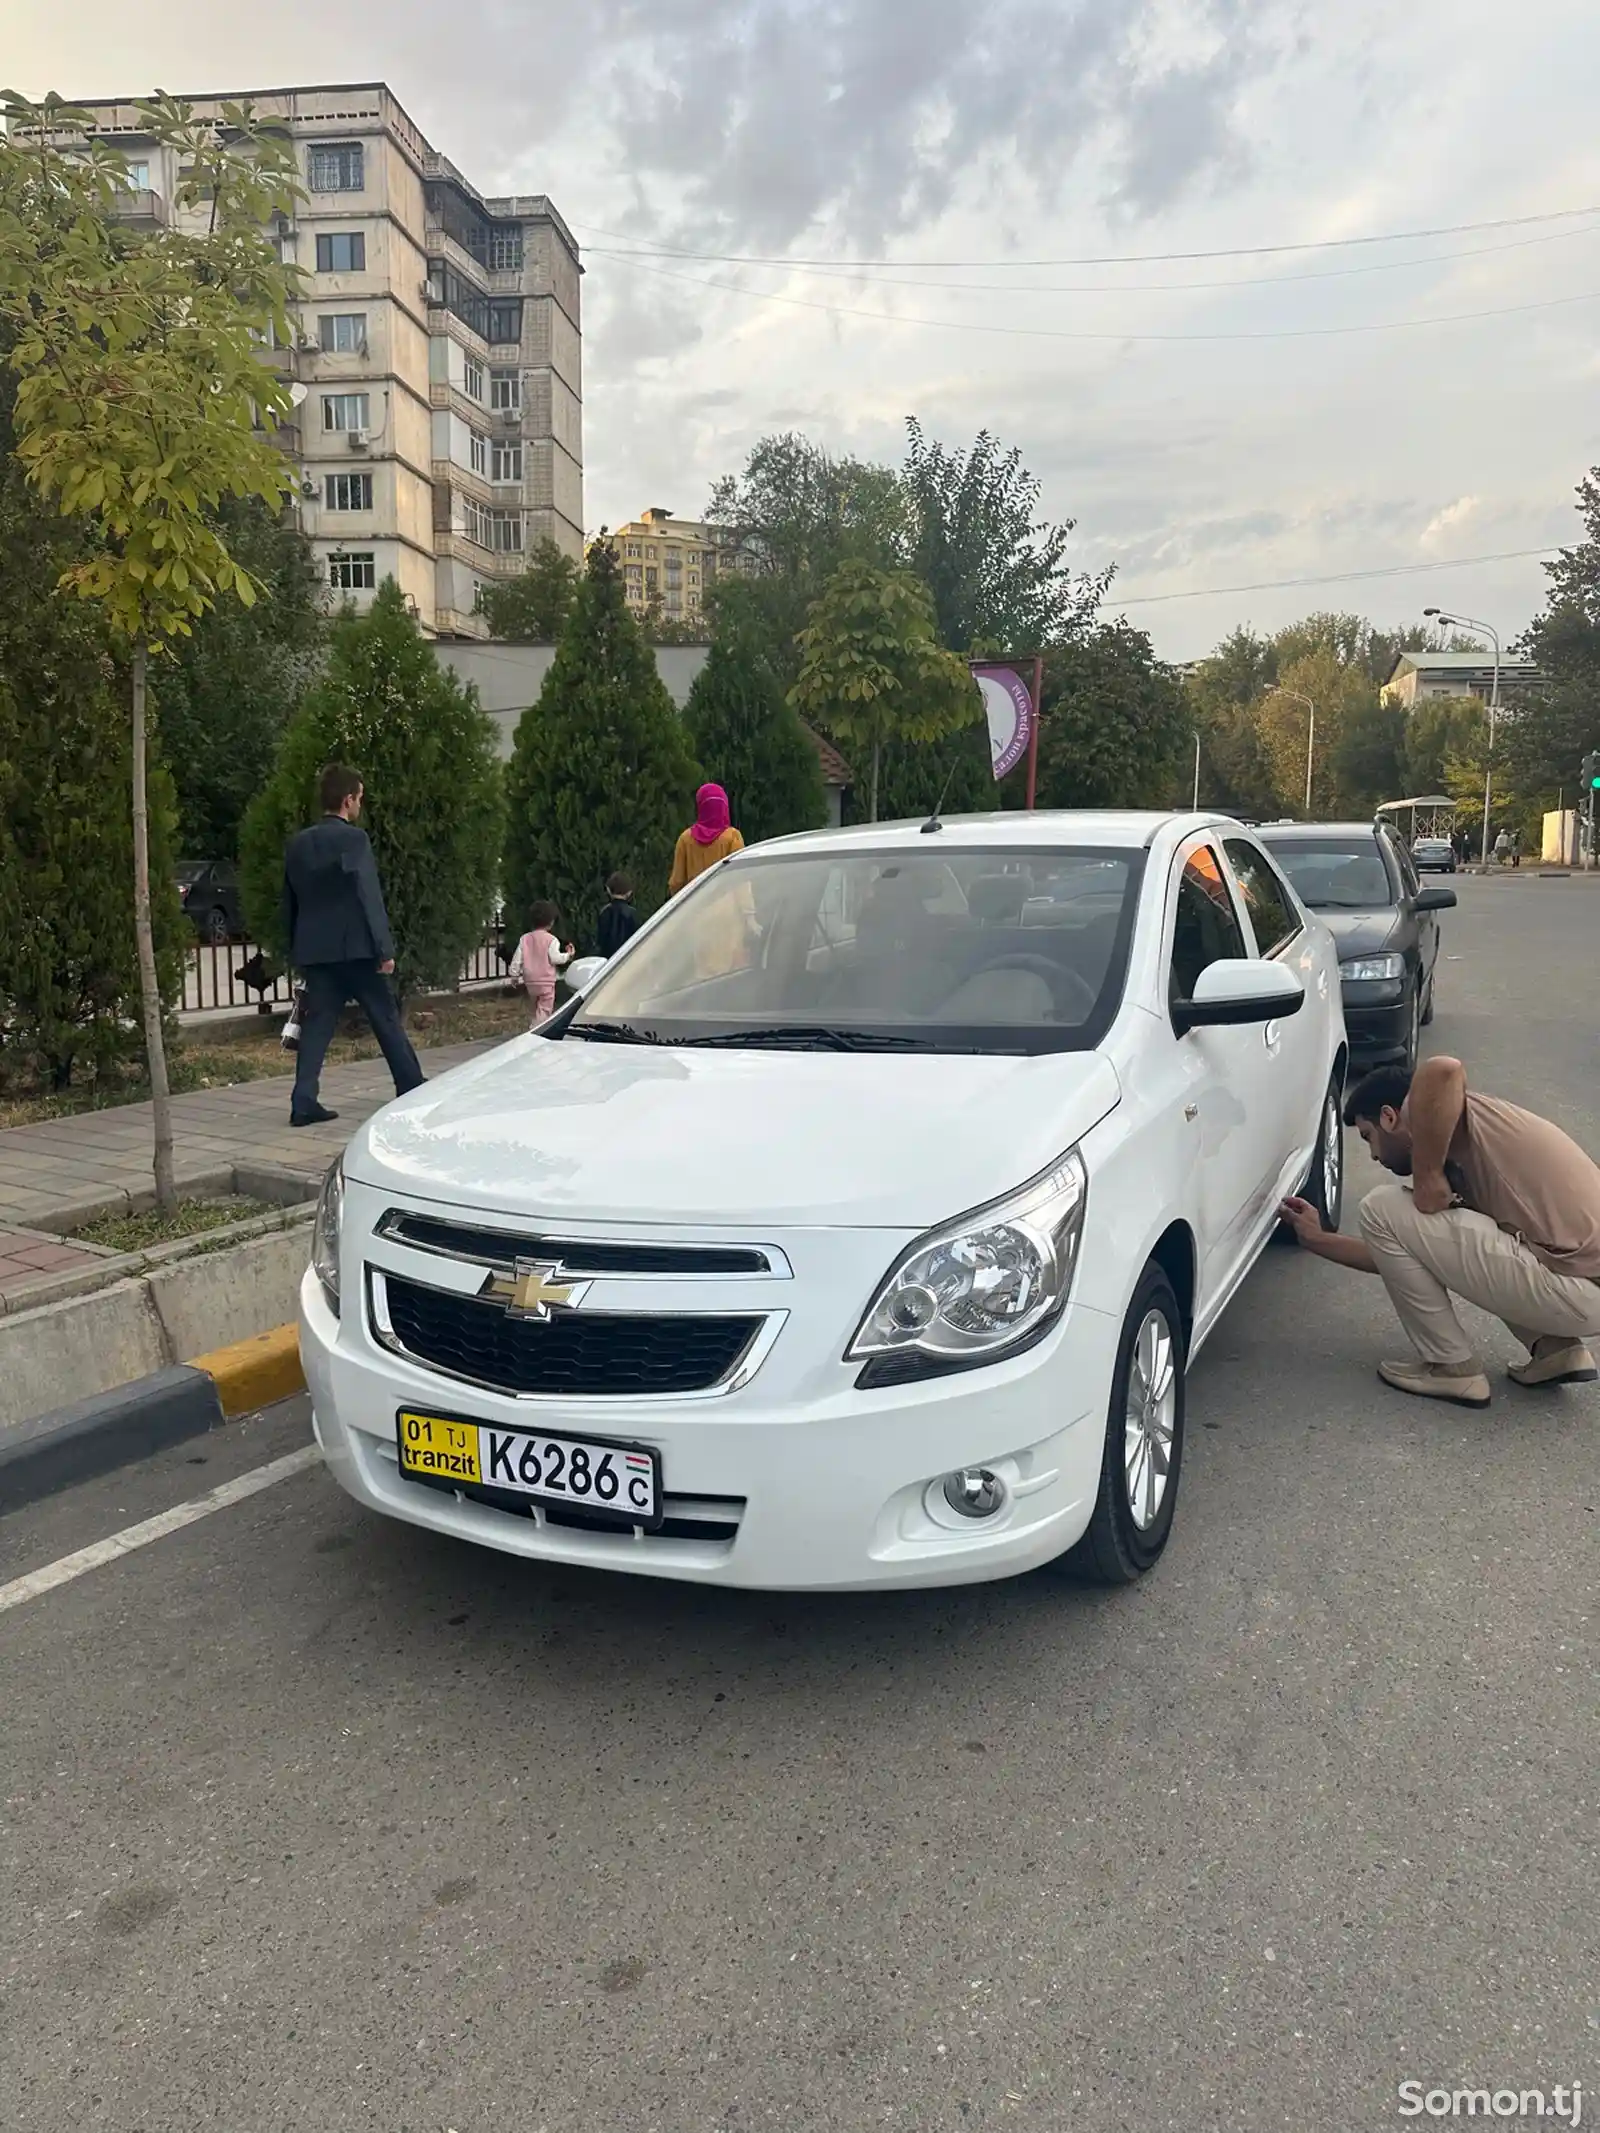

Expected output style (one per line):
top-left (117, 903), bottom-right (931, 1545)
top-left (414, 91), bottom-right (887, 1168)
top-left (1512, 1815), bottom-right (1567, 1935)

top-left (300, 1269), bottom-right (1120, 1593)
top-left (1340, 978), bottom-right (1411, 1061)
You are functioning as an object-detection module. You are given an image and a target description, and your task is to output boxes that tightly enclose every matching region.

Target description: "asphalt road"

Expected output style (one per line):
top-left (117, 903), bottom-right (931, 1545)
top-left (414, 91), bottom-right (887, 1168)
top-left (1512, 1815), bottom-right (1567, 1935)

top-left (2, 874), bottom-right (1595, 2133)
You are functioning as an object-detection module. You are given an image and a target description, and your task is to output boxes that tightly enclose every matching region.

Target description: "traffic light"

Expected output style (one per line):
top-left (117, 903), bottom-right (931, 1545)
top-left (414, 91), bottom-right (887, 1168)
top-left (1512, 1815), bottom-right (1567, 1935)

top-left (1584, 751), bottom-right (1600, 791)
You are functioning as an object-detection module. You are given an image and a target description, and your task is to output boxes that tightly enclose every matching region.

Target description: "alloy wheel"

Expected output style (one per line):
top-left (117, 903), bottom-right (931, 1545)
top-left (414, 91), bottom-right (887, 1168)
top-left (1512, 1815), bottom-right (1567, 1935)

top-left (1124, 1308), bottom-right (1178, 1531)
top-left (1322, 1086), bottom-right (1342, 1217)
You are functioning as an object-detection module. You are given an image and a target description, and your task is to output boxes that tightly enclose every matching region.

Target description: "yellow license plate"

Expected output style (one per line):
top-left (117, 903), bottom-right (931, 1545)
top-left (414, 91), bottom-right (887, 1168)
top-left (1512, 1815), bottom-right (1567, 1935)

top-left (397, 1410), bottom-right (482, 1485)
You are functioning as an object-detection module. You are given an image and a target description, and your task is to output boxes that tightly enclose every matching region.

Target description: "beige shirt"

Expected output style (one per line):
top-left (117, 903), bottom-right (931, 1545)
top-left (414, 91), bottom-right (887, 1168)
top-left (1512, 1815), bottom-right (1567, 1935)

top-left (1449, 1092), bottom-right (1600, 1278)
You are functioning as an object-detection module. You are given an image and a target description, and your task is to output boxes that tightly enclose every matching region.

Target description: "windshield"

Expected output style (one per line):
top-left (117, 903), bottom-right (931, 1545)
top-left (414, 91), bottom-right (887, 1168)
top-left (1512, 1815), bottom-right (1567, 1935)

top-left (1260, 838), bottom-right (1395, 911)
top-left (567, 845), bottom-right (1143, 1054)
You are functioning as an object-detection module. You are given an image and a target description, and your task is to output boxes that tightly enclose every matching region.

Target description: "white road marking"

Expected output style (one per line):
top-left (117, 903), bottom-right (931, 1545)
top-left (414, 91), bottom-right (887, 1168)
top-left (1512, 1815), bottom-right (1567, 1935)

top-left (0, 1445), bottom-right (322, 1615)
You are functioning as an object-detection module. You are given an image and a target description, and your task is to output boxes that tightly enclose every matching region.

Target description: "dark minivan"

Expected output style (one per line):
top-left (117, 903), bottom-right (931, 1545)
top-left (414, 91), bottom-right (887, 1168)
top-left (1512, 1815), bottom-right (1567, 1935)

top-left (1256, 820), bottom-right (1456, 1071)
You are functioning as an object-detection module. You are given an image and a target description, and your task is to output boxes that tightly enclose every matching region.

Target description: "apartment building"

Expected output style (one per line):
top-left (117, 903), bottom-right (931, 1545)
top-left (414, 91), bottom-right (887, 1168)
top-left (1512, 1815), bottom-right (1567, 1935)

top-left (607, 509), bottom-right (759, 627)
top-left (68, 84), bottom-right (582, 637)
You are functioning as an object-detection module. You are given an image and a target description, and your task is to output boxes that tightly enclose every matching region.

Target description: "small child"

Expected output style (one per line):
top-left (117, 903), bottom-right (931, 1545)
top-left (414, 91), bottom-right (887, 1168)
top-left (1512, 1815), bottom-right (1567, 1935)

top-left (595, 872), bottom-right (641, 959)
top-left (511, 901), bottom-right (574, 1026)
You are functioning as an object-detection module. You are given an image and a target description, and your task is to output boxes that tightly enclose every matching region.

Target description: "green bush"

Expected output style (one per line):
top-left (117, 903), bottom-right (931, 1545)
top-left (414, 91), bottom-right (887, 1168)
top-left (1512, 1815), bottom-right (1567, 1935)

top-left (0, 396), bottom-right (184, 1089)
top-left (239, 581), bottom-right (503, 987)
top-left (504, 540), bottom-right (701, 948)
top-left (685, 590), bottom-right (828, 845)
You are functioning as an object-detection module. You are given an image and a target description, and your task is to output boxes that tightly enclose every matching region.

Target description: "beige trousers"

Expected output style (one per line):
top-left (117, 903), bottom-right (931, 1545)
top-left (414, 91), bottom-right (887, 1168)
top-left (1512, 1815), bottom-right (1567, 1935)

top-left (1357, 1182), bottom-right (1600, 1366)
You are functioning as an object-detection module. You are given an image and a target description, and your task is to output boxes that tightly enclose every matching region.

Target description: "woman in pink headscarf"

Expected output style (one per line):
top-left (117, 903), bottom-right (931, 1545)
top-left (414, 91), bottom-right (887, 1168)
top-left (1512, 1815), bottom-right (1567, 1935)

top-left (668, 782), bottom-right (744, 896)
top-left (668, 782), bottom-right (752, 977)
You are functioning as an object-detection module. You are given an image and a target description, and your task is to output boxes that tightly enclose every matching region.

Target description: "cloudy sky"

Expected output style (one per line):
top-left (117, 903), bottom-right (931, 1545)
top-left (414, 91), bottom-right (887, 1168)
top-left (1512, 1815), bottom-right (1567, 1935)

top-left (13, 0), bottom-right (1600, 657)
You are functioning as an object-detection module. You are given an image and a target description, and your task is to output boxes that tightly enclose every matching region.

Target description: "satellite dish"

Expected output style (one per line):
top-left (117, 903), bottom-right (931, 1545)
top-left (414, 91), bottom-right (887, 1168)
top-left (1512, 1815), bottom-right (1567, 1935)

top-left (287, 382), bottom-right (308, 406)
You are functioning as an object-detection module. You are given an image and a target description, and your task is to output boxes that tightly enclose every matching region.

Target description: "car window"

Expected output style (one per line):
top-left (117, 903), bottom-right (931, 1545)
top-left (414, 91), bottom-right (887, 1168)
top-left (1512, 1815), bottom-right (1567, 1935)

top-left (1223, 839), bottom-right (1301, 957)
top-left (1170, 846), bottom-right (1247, 1002)
top-left (1388, 833), bottom-right (1421, 898)
top-left (1258, 837), bottom-right (1396, 911)
top-left (570, 845), bottom-right (1143, 1055)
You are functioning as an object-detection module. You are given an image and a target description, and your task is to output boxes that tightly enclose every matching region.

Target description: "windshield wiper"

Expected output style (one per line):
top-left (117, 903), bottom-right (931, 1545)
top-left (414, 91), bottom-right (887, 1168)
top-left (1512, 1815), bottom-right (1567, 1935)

top-left (567, 1020), bottom-right (666, 1045)
top-left (676, 1026), bottom-right (935, 1053)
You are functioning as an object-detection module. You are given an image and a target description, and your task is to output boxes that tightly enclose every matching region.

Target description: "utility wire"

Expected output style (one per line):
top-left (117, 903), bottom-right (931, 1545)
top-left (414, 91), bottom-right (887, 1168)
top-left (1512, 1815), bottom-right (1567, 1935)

top-left (1111, 547), bottom-right (1559, 607)
top-left (591, 249), bottom-right (1600, 343)
top-left (588, 220), bottom-right (1600, 298)
top-left (573, 203), bottom-right (1600, 272)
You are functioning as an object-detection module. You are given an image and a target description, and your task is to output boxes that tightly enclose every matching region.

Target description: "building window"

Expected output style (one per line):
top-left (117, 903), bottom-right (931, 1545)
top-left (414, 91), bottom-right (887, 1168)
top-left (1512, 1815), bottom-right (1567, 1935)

top-left (315, 231), bottom-right (366, 273)
top-left (327, 551), bottom-right (376, 591)
top-left (626, 543), bottom-right (641, 558)
top-left (489, 510), bottom-right (523, 553)
top-left (490, 368), bottom-right (521, 411)
top-left (124, 160), bottom-right (150, 190)
top-left (486, 301), bottom-right (522, 345)
top-left (469, 431), bottom-right (488, 477)
top-left (491, 439), bottom-right (522, 483)
top-left (487, 226), bottom-right (524, 271)
top-left (645, 568), bottom-right (658, 590)
top-left (318, 312), bottom-right (367, 353)
top-left (308, 143), bottom-right (364, 193)
top-left (462, 356), bottom-right (484, 402)
top-left (324, 473), bottom-right (373, 511)
top-left (322, 392), bottom-right (370, 432)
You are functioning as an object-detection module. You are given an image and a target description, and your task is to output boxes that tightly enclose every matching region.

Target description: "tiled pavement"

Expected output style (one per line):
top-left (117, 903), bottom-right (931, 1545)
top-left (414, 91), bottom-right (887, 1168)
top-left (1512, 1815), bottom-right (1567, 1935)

top-left (0, 1229), bottom-right (109, 1302)
top-left (0, 1040), bottom-right (493, 1235)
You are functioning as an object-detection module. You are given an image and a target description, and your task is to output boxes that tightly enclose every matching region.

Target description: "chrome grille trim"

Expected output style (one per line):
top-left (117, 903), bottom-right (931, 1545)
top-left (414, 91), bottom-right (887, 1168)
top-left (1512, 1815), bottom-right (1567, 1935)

top-left (375, 1210), bottom-right (786, 1281)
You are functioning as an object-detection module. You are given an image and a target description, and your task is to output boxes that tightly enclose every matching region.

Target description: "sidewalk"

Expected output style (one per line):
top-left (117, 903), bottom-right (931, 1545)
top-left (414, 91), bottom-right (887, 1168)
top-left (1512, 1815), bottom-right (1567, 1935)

top-left (0, 1038), bottom-right (493, 1236)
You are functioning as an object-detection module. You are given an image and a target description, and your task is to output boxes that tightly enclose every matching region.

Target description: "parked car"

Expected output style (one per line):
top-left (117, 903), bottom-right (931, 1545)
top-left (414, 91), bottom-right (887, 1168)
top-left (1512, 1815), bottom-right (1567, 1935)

top-left (1412, 835), bottom-right (1456, 874)
top-left (302, 811), bottom-right (1348, 1594)
top-left (177, 861), bottom-right (244, 944)
top-left (1256, 820), bottom-right (1455, 1072)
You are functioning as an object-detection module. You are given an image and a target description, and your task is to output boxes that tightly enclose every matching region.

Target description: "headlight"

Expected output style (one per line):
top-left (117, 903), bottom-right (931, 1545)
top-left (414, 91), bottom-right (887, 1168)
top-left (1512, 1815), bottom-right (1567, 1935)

top-left (1341, 953), bottom-right (1405, 982)
top-left (312, 1160), bottom-right (343, 1313)
top-left (849, 1150), bottom-right (1087, 1386)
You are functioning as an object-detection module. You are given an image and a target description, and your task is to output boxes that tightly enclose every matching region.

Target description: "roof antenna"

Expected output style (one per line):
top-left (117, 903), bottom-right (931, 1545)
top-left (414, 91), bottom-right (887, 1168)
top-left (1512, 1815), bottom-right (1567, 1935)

top-left (921, 763), bottom-right (959, 835)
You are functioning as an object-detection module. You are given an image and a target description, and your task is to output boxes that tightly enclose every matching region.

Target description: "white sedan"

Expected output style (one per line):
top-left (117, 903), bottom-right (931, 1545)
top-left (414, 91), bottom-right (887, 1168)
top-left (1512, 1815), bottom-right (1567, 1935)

top-left (301, 812), bottom-right (1347, 1592)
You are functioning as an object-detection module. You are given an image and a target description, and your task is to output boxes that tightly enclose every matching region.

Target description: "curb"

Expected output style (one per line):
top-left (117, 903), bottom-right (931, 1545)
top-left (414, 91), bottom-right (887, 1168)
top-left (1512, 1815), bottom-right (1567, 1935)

top-left (0, 1323), bottom-right (305, 1513)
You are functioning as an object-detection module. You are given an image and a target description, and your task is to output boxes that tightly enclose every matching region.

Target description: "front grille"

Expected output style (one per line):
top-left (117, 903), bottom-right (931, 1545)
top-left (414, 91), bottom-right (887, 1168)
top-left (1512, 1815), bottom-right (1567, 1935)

top-left (382, 1275), bottom-right (763, 1396)
top-left (406, 1468), bottom-right (745, 1542)
top-left (379, 1212), bottom-right (769, 1277)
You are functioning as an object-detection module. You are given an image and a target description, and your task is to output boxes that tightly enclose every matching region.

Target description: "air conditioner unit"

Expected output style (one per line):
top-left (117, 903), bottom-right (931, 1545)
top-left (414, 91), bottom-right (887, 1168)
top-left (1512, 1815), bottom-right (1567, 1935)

top-left (275, 213), bottom-right (294, 237)
top-left (495, 404), bottom-right (519, 423)
top-left (300, 476), bottom-right (319, 500)
top-left (348, 428), bottom-right (371, 452)
top-left (297, 334), bottom-right (320, 354)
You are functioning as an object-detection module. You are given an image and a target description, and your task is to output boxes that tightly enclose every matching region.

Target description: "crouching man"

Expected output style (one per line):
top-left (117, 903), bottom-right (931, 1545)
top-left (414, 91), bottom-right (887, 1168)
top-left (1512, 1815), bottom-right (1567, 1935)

top-left (1281, 1057), bottom-right (1600, 1408)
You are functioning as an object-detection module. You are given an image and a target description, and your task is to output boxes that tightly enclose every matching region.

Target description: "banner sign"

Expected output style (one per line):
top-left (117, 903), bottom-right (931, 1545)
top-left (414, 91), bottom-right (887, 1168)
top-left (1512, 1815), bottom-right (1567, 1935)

top-left (972, 665), bottom-right (1035, 782)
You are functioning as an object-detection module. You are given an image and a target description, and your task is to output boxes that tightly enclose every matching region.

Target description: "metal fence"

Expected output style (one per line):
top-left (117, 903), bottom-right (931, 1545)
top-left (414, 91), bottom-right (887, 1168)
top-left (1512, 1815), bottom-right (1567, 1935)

top-left (180, 924), bottom-right (509, 1017)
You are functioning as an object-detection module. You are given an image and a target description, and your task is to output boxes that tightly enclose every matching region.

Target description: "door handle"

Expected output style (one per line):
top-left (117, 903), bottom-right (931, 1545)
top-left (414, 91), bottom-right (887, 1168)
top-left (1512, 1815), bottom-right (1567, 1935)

top-left (1184, 1102), bottom-right (1199, 1121)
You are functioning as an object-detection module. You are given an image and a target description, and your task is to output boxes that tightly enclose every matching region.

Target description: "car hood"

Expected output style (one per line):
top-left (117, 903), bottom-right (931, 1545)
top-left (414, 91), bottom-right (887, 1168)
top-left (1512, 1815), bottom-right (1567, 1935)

top-left (346, 1036), bottom-right (1123, 1229)
top-left (1316, 908), bottom-right (1403, 958)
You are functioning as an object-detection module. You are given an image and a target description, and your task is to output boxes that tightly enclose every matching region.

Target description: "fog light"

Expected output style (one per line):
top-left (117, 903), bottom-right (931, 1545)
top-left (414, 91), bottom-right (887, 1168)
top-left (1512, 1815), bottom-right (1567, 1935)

top-left (942, 1467), bottom-right (1006, 1519)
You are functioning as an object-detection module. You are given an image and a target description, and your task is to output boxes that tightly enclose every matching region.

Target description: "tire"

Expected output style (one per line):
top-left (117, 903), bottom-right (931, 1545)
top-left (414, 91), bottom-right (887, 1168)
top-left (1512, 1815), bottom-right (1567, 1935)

top-left (204, 905), bottom-right (230, 945)
top-left (1060, 1265), bottom-right (1186, 1585)
top-left (1421, 970), bottom-right (1436, 1027)
top-left (1301, 1069), bottom-right (1345, 1232)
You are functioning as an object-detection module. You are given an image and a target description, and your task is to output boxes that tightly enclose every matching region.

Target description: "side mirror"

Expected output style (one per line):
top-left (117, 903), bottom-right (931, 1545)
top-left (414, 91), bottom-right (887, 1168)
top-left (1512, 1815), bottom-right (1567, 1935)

top-left (1415, 886), bottom-right (1457, 913)
top-left (1174, 958), bottom-right (1305, 1035)
top-left (564, 955), bottom-right (607, 994)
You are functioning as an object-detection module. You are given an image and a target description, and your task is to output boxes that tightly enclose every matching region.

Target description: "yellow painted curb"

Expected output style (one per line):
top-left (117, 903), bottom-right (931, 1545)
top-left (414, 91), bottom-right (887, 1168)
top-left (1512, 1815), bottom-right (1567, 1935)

top-left (189, 1324), bottom-right (305, 1418)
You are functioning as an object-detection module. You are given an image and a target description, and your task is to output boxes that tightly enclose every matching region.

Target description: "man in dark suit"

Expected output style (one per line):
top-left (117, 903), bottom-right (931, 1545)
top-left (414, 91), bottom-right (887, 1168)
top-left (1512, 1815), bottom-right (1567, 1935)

top-left (281, 763), bottom-right (425, 1127)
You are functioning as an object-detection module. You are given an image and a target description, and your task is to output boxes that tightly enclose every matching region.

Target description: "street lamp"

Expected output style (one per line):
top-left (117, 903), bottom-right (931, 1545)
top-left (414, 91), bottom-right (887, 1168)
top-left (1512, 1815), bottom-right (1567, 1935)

top-left (1267, 686), bottom-right (1317, 813)
top-left (1424, 606), bottom-right (1501, 867)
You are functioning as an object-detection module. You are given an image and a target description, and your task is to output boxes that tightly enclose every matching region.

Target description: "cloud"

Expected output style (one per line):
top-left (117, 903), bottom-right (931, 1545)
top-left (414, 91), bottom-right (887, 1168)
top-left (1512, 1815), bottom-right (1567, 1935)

top-left (1420, 494), bottom-right (1481, 548)
top-left (588, 0), bottom-right (1282, 250)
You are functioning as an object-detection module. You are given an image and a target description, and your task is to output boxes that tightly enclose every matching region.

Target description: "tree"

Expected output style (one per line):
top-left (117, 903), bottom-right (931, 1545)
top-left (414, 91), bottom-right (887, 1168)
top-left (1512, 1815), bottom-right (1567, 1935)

top-left (504, 539), bottom-right (700, 948)
top-left (476, 538), bottom-right (580, 642)
top-left (0, 91), bottom-right (302, 1205)
top-left (1021, 623), bottom-right (1188, 811)
top-left (1508, 466), bottom-right (1600, 812)
top-left (0, 358), bottom-right (185, 1092)
top-left (240, 582), bottom-right (503, 987)
top-left (901, 419), bottom-right (1109, 654)
top-left (153, 496), bottom-right (324, 859)
top-left (684, 589), bottom-right (827, 846)
top-left (1182, 628), bottom-right (1280, 818)
top-left (1331, 694), bottom-right (1408, 813)
top-left (790, 562), bottom-right (979, 821)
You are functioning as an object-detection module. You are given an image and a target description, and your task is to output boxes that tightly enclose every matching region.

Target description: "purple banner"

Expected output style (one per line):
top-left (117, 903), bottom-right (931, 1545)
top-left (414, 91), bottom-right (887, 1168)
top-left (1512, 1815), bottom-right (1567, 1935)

top-left (972, 664), bottom-right (1035, 781)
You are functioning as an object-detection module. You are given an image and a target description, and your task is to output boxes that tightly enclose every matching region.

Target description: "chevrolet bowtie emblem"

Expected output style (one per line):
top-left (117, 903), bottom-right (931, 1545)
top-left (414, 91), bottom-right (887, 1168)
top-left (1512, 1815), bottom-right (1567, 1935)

top-left (481, 1258), bottom-right (590, 1320)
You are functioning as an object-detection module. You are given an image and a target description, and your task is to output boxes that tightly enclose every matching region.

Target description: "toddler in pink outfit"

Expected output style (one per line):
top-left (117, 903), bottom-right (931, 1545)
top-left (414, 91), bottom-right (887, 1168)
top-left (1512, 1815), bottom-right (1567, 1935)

top-left (511, 901), bottom-right (574, 1026)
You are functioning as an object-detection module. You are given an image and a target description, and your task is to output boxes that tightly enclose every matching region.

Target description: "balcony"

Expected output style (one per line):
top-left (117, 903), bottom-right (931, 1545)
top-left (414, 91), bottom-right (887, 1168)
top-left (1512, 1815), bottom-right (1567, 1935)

top-left (109, 187), bottom-right (167, 229)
